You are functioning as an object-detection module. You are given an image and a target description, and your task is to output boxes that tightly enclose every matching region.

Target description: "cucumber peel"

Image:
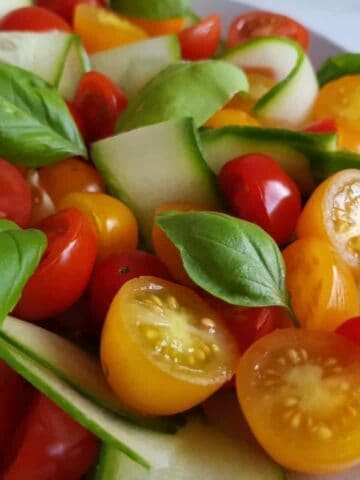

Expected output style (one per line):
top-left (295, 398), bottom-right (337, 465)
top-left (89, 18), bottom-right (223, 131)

top-left (318, 53), bottom-right (360, 86)
top-left (110, 0), bottom-right (190, 20)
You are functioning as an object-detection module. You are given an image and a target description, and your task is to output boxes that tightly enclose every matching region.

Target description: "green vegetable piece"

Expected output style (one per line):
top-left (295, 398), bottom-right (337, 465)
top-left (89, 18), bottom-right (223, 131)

top-left (318, 53), bottom-right (360, 87)
top-left (0, 220), bottom-right (47, 326)
top-left (117, 61), bottom-right (248, 132)
top-left (305, 148), bottom-right (360, 180)
top-left (0, 63), bottom-right (86, 166)
top-left (110, 0), bottom-right (190, 20)
top-left (156, 211), bottom-right (290, 310)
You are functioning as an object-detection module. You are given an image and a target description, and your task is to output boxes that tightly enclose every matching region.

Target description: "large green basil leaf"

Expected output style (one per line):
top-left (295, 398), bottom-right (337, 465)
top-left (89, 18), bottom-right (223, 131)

top-left (110, 0), bottom-right (190, 19)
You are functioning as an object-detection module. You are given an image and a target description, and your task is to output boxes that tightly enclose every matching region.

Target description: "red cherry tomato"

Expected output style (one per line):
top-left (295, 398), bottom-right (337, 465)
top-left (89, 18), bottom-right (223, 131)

top-left (0, 6), bottom-right (71, 32)
top-left (74, 71), bottom-right (128, 143)
top-left (66, 101), bottom-right (87, 140)
top-left (14, 208), bottom-right (98, 322)
top-left (303, 118), bottom-right (338, 134)
top-left (218, 153), bottom-right (302, 245)
top-left (336, 317), bottom-right (360, 346)
top-left (2, 393), bottom-right (98, 480)
top-left (89, 251), bottom-right (171, 334)
top-left (178, 14), bottom-right (221, 60)
top-left (227, 11), bottom-right (309, 50)
top-left (0, 158), bottom-right (31, 228)
top-left (36, 0), bottom-right (106, 24)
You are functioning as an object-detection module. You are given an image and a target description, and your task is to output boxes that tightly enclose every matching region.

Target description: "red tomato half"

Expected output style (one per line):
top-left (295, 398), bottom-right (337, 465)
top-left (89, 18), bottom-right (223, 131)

top-left (303, 118), bottom-right (338, 134)
top-left (14, 208), bottom-right (98, 321)
top-left (179, 14), bottom-right (221, 60)
top-left (0, 6), bottom-right (71, 32)
top-left (74, 71), bottom-right (128, 143)
top-left (2, 393), bottom-right (98, 480)
top-left (218, 153), bottom-right (302, 245)
top-left (227, 11), bottom-right (309, 50)
top-left (89, 251), bottom-right (171, 334)
top-left (36, 0), bottom-right (106, 24)
top-left (0, 158), bottom-right (31, 228)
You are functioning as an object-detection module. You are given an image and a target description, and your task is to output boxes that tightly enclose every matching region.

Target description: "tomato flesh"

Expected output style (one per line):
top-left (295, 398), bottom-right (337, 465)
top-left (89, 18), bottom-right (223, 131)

top-left (179, 14), bottom-right (221, 60)
top-left (0, 6), bottom-right (71, 31)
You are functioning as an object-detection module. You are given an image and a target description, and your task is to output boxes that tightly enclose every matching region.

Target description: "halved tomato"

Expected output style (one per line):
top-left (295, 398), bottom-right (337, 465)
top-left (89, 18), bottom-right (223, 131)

top-left (237, 328), bottom-right (360, 474)
top-left (101, 277), bottom-right (238, 416)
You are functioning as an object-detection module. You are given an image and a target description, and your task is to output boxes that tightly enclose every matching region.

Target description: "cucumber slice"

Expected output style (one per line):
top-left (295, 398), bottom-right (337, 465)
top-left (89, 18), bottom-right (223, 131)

top-left (90, 36), bottom-right (180, 98)
top-left (318, 53), bottom-right (360, 87)
top-left (92, 118), bottom-right (220, 244)
top-left (305, 148), bottom-right (360, 181)
top-left (57, 36), bottom-right (90, 100)
top-left (0, 0), bottom-right (32, 17)
top-left (223, 37), bottom-right (319, 127)
top-left (110, 0), bottom-right (190, 20)
top-left (200, 126), bottom-right (337, 195)
top-left (1, 316), bottom-right (181, 433)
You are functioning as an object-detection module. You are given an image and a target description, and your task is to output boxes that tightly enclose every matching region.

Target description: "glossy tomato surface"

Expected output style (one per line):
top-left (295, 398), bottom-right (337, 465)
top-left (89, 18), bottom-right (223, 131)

top-left (36, 0), bottom-right (106, 23)
top-left (336, 317), bottom-right (360, 347)
top-left (179, 14), bottom-right (221, 60)
top-left (14, 208), bottom-right (98, 321)
top-left (0, 6), bottom-right (71, 31)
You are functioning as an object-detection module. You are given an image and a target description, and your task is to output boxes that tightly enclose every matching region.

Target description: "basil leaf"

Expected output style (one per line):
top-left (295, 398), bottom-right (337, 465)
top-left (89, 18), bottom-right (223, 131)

top-left (157, 211), bottom-right (290, 309)
top-left (110, 0), bottom-right (190, 20)
top-left (0, 63), bottom-right (86, 166)
top-left (0, 220), bottom-right (47, 326)
top-left (318, 53), bottom-right (360, 87)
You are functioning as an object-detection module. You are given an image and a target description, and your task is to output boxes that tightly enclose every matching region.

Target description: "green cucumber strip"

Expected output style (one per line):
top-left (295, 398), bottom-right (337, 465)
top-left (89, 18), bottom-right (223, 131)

top-left (304, 148), bottom-right (360, 181)
top-left (0, 337), bottom-right (177, 469)
top-left (318, 53), bottom-right (360, 86)
top-left (200, 126), bottom-right (337, 195)
top-left (116, 60), bottom-right (248, 132)
top-left (90, 36), bottom-right (180, 98)
top-left (92, 118), bottom-right (220, 244)
top-left (223, 36), bottom-right (319, 126)
top-left (1, 316), bottom-right (180, 433)
top-left (0, 0), bottom-right (32, 17)
top-left (57, 36), bottom-right (90, 100)
top-left (110, 0), bottom-right (190, 20)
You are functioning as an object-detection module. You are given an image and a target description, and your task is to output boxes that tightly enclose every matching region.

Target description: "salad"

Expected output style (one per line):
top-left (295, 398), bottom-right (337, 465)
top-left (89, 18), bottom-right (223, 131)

top-left (0, 0), bottom-right (360, 479)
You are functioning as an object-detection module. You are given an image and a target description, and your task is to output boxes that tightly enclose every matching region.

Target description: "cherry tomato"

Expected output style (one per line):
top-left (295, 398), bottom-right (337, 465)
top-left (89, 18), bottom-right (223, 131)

top-left (2, 393), bottom-right (98, 480)
top-left (129, 17), bottom-right (185, 37)
top-left (303, 118), bottom-right (338, 134)
top-left (89, 251), bottom-right (171, 334)
top-left (237, 328), bottom-right (360, 474)
top-left (0, 158), bottom-right (31, 228)
top-left (336, 317), bottom-right (360, 347)
top-left (38, 157), bottom-right (105, 207)
top-left (227, 11), bottom-right (309, 50)
top-left (0, 6), bottom-right (71, 32)
top-left (26, 169), bottom-right (56, 226)
top-left (178, 14), bottom-right (221, 60)
top-left (14, 208), bottom-right (98, 321)
top-left (218, 154), bottom-right (302, 245)
top-left (36, 0), bottom-right (106, 24)
top-left (205, 108), bottom-right (260, 128)
top-left (59, 192), bottom-right (138, 260)
top-left (74, 71), bottom-right (128, 143)
top-left (101, 277), bottom-right (238, 415)
top-left (66, 101), bottom-right (87, 140)
top-left (283, 237), bottom-right (359, 331)
top-left (297, 169), bottom-right (360, 279)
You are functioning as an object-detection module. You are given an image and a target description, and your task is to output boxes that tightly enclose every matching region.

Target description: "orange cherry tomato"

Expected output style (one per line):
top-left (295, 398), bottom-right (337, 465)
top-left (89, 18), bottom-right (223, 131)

top-left (237, 328), bottom-right (360, 474)
top-left (74, 5), bottom-right (148, 53)
top-left (59, 192), bottom-right (138, 260)
top-left (152, 202), bottom-right (208, 287)
top-left (178, 14), bottom-right (221, 60)
top-left (205, 108), bottom-right (260, 128)
top-left (283, 237), bottom-right (359, 332)
top-left (101, 276), bottom-right (238, 415)
top-left (129, 17), bottom-right (185, 36)
top-left (38, 157), bottom-right (105, 207)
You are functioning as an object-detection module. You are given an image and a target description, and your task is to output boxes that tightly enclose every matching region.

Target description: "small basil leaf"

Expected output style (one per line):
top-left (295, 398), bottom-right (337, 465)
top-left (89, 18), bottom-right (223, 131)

top-left (318, 53), bottom-right (360, 87)
top-left (0, 221), bottom-right (47, 326)
top-left (157, 211), bottom-right (290, 309)
top-left (0, 63), bottom-right (86, 166)
top-left (110, 0), bottom-right (190, 20)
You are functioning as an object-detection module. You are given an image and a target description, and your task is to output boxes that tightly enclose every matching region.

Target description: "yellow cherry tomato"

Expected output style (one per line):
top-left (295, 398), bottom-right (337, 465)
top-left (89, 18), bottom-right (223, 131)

top-left (205, 108), bottom-right (260, 128)
top-left (128, 17), bottom-right (185, 36)
top-left (297, 169), bottom-right (360, 279)
top-left (283, 237), bottom-right (359, 331)
top-left (101, 277), bottom-right (238, 415)
top-left (59, 192), bottom-right (138, 260)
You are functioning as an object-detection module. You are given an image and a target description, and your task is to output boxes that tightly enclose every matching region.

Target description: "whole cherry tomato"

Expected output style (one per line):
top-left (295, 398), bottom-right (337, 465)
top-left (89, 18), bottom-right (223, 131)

top-left (74, 71), bottom-right (128, 143)
top-left (0, 158), bottom-right (31, 228)
top-left (26, 169), bottom-right (56, 227)
top-left (227, 11), bottom-right (309, 50)
top-left (14, 208), bottom-right (98, 321)
top-left (178, 14), bottom-right (221, 60)
top-left (0, 6), bottom-right (71, 32)
top-left (66, 101), bottom-right (87, 140)
top-left (336, 317), bottom-right (360, 346)
top-left (2, 393), bottom-right (98, 480)
top-left (218, 153), bottom-right (302, 245)
top-left (36, 0), bottom-right (106, 24)
top-left (89, 251), bottom-right (171, 334)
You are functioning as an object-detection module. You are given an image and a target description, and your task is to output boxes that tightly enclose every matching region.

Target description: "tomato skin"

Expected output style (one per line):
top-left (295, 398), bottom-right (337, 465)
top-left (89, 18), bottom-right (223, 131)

top-left (36, 0), bottom-right (106, 24)
top-left (218, 154), bottom-right (302, 245)
top-left (304, 118), bottom-right (338, 134)
top-left (74, 71), bottom-right (128, 143)
top-left (227, 11), bottom-right (309, 50)
top-left (26, 169), bottom-right (56, 227)
top-left (0, 6), bottom-right (71, 32)
top-left (14, 208), bottom-right (98, 321)
top-left (179, 14), bottom-right (221, 60)
top-left (0, 158), bottom-right (31, 228)
top-left (89, 251), bottom-right (171, 335)
top-left (2, 393), bottom-right (98, 480)
top-left (66, 101), bottom-right (87, 140)
top-left (336, 317), bottom-right (360, 346)
top-left (205, 108), bottom-right (260, 128)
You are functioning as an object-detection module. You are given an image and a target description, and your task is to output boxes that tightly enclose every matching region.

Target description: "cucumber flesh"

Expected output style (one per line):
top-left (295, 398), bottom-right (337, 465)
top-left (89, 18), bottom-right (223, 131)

top-left (57, 36), bottom-right (90, 100)
top-left (90, 36), bottom-right (180, 98)
top-left (223, 37), bottom-right (319, 127)
top-left (0, 0), bottom-right (32, 17)
top-left (92, 118), bottom-right (220, 244)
